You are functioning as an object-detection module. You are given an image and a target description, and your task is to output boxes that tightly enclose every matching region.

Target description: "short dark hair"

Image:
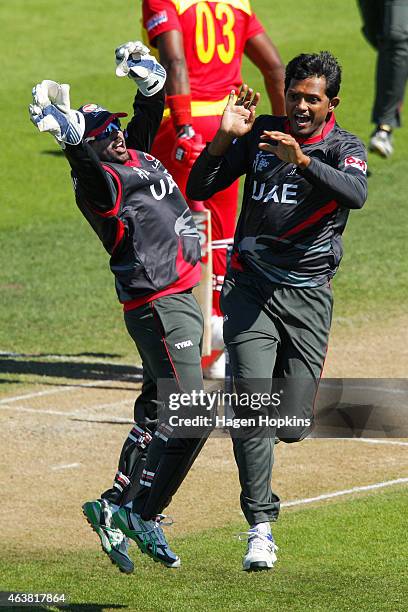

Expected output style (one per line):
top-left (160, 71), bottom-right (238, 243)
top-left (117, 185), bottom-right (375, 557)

top-left (285, 51), bottom-right (342, 99)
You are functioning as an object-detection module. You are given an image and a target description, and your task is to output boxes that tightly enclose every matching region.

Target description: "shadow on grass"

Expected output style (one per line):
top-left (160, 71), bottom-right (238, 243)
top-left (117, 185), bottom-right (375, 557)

top-left (71, 418), bottom-right (133, 424)
top-left (0, 355), bottom-right (142, 384)
top-left (41, 149), bottom-right (65, 157)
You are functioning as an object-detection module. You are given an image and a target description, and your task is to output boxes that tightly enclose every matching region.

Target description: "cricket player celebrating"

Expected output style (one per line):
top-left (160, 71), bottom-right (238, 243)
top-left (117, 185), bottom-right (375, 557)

top-left (142, 0), bottom-right (285, 377)
top-left (188, 52), bottom-right (368, 571)
top-left (29, 42), bottom-right (211, 573)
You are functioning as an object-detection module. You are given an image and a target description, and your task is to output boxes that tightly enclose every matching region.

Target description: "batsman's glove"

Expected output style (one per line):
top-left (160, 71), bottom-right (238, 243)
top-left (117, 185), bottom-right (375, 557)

top-left (172, 127), bottom-right (206, 212)
top-left (115, 41), bottom-right (166, 96)
top-left (29, 80), bottom-right (85, 146)
top-left (172, 126), bottom-right (205, 168)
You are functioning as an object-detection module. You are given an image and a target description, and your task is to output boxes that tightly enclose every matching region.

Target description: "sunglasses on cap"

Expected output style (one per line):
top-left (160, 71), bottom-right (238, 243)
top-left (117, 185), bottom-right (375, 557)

top-left (85, 120), bottom-right (122, 142)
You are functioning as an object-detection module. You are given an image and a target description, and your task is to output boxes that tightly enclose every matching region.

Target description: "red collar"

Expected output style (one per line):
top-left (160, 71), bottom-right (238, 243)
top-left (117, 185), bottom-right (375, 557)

top-left (124, 148), bottom-right (141, 167)
top-left (284, 112), bottom-right (336, 144)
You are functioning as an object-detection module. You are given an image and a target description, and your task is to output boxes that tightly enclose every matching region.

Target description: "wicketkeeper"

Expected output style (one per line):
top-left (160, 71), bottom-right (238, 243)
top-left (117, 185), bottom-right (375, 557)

top-left (29, 41), bottom-right (212, 573)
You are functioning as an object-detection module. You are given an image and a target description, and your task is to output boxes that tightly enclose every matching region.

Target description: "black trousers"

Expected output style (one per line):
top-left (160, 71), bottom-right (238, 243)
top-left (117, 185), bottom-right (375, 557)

top-left (358, 0), bottom-right (408, 127)
top-left (221, 273), bottom-right (333, 525)
top-left (102, 291), bottom-right (208, 518)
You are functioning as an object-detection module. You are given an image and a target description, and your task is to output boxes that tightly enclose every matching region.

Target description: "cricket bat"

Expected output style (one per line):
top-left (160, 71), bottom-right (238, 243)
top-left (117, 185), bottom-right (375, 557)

top-left (192, 209), bottom-right (212, 356)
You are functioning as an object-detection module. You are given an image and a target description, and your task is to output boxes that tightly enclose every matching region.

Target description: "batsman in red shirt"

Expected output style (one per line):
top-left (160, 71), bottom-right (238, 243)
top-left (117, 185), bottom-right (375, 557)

top-left (142, 0), bottom-right (285, 377)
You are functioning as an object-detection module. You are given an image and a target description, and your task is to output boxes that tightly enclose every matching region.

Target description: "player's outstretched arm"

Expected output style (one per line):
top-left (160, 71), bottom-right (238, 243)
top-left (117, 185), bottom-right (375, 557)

top-left (245, 32), bottom-right (285, 116)
top-left (208, 85), bottom-right (260, 156)
top-left (187, 86), bottom-right (259, 201)
top-left (29, 80), bottom-right (117, 212)
top-left (116, 40), bottom-right (167, 151)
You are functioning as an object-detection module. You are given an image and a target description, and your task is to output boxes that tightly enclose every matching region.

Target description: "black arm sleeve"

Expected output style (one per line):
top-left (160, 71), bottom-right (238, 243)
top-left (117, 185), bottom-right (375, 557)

top-left (300, 138), bottom-right (368, 209)
top-left (186, 148), bottom-right (233, 200)
top-left (125, 88), bottom-right (165, 153)
top-left (64, 142), bottom-right (116, 212)
top-left (187, 136), bottom-right (250, 200)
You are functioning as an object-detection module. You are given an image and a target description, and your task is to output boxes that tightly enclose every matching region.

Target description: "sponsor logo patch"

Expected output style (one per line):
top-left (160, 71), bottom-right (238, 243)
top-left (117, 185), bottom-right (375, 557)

top-left (81, 103), bottom-right (103, 113)
top-left (175, 340), bottom-right (193, 349)
top-left (147, 11), bottom-right (168, 31)
top-left (344, 156), bottom-right (367, 174)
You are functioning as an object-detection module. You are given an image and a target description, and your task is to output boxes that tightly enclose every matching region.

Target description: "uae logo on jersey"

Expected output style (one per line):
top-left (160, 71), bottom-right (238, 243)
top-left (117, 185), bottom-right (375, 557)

top-left (344, 156), bottom-right (367, 174)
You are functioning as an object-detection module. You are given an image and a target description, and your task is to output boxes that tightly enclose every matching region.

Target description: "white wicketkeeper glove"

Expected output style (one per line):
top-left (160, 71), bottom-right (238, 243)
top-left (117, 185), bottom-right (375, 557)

top-left (115, 41), bottom-right (166, 96)
top-left (29, 80), bottom-right (85, 146)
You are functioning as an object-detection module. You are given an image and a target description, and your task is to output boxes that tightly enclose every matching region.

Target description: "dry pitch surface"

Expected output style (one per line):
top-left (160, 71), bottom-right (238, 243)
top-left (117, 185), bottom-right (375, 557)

top-left (1, 316), bottom-right (407, 554)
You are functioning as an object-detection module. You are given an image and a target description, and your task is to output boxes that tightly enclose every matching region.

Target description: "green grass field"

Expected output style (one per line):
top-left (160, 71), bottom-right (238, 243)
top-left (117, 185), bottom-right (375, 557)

top-left (1, 0), bottom-right (407, 360)
top-left (1, 489), bottom-right (407, 611)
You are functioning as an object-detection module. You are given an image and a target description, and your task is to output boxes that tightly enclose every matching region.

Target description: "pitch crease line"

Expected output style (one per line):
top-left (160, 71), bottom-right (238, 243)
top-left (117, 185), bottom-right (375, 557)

top-left (319, 382), bottom-right (407, 395)
top-left (281, 477), bottom-right (408, 508)
top-left (51, 463), bottom-right (81, 471)
top-left (0, 404), bottom-right (133, 422)
top-left (307, 437), bottom-right (408, 447)
top-left (0, 350), bottom-right (142, 369)
top-left (0, 379), bottom-right (120, 405)
top-left (341, 438), bottom-right (408, 447)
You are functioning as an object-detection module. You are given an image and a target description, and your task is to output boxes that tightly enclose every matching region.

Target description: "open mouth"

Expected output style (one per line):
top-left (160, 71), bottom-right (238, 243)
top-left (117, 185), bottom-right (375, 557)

top-left (112, 138), bottom-right (127, 154)
top-left (294, 113), bottom-right (312, 128)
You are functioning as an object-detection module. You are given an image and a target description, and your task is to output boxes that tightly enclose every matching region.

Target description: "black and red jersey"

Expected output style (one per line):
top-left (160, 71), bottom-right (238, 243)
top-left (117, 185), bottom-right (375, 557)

top-left (187, 113), bottom-right (367, 287)
top-left (64, 90), bottom-right (201, 308)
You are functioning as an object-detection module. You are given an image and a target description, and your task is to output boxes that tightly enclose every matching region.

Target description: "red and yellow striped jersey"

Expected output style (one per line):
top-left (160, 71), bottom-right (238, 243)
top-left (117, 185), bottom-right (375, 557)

top-left (142, 0), bottom-right (264, 102)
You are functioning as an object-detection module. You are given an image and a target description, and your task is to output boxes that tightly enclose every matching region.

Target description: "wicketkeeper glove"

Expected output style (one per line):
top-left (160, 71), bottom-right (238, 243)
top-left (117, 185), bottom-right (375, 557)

top-left (29, 80), bottom-right (85, 146)
top-left (115, 41), bottom-right (166, 96)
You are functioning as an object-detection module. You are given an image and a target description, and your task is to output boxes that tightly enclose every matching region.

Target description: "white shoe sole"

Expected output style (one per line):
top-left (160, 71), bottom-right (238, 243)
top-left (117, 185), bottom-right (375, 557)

top-left (243, 560), bottom-right (274, 571)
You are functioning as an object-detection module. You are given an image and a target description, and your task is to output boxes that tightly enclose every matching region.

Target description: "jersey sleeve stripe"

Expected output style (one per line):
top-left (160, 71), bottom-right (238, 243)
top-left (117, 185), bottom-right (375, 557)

top-left (99, 165), bottom-right (123, 217)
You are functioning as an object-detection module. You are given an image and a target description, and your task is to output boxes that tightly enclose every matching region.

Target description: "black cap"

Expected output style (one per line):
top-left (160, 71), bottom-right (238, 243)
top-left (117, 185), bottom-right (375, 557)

top-left (78, 103), bottom-right (128, 138)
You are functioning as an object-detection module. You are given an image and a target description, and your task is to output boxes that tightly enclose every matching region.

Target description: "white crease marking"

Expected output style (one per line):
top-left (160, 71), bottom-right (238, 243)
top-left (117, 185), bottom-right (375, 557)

top-left (0, 379), bottom-right (115, 405)
top-left (0, 404), bottom-right (132, 423)
top-left (307, 437), bottom-right (408, 447)
top-left (51, 463), bottom-right (81, 471)
top-left (282, 477), bottom-right (408, 508)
